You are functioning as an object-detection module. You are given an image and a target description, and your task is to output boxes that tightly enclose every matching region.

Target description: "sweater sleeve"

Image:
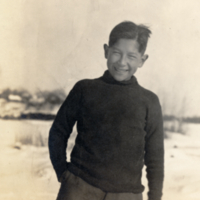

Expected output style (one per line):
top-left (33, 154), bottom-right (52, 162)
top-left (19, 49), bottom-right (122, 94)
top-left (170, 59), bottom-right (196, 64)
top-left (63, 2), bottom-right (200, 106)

top-left (48, 81), bottom-right (82, 182)
top-left (144, 95), bottom-right (164, 200)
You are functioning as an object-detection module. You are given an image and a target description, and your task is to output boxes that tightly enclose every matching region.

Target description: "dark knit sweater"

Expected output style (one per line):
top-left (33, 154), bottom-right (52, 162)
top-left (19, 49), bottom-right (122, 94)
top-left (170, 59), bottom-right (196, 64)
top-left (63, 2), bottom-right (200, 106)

top-left (48, 70), bottom-right (164, 200)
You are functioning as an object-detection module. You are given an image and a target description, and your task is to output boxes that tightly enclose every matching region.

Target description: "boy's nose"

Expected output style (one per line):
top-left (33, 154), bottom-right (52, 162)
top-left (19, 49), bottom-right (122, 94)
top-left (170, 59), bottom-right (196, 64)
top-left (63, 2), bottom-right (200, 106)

top-left (118, 55), bottom-right (127, 66)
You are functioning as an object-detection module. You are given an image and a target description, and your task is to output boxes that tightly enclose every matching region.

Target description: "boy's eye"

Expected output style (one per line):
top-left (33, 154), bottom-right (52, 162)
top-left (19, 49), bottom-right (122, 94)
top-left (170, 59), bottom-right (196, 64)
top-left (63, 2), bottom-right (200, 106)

top-left (128, 55), bottom-right (136, 60)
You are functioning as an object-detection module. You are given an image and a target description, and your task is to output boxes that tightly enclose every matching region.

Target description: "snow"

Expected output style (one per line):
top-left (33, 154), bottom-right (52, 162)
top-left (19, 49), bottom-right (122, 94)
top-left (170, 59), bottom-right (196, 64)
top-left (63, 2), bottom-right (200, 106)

top-left (0, 120), bottom-right (200, 200)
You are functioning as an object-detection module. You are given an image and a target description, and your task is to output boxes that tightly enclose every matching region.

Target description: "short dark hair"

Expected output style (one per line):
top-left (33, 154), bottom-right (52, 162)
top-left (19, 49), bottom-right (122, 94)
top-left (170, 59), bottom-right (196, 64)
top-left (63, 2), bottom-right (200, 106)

top-left (108, 21), bottom-right (151, 54)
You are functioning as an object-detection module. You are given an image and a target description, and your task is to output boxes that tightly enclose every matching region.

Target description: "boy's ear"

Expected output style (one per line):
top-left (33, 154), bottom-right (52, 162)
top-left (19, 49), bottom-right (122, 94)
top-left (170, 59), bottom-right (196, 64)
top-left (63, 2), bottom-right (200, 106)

top-left (103, 44), bottom-right (109, 59)
top-left (139, 54), bottom-right (149, 68)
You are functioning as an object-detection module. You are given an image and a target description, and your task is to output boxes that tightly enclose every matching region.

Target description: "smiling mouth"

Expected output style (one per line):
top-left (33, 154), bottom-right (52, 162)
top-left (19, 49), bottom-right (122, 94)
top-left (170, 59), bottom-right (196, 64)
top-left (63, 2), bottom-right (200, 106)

top-left (114, 66), bottom-right (128, 72)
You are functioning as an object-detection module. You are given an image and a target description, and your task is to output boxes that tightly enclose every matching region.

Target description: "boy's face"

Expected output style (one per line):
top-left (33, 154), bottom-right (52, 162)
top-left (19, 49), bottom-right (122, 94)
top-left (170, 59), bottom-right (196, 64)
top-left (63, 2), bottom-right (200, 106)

top-left (104, 39), bottom-right (148, 82)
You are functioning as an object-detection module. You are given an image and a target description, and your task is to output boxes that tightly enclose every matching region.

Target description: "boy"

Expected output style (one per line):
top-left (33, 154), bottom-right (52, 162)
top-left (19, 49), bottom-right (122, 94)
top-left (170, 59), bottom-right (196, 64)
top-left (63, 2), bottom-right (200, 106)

top-left (49, 21), bottom-right (164, 200)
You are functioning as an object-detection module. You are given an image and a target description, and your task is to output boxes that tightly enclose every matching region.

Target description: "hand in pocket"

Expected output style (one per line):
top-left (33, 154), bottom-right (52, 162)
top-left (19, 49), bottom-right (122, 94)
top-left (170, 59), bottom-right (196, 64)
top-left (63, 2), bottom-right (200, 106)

top-left (60, 170), bottom-right (71, 183)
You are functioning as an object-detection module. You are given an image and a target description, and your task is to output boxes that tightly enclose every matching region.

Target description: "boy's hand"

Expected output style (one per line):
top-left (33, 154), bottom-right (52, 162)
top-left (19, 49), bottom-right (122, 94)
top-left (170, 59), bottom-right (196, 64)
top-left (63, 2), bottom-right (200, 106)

top-left (59, 170), bottom-right (71, 183)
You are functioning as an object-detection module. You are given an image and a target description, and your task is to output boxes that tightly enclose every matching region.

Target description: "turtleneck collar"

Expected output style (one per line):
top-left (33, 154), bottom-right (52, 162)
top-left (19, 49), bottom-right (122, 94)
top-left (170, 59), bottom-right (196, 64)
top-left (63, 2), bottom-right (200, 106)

top-left (101, 70), bottom-right (138, 86)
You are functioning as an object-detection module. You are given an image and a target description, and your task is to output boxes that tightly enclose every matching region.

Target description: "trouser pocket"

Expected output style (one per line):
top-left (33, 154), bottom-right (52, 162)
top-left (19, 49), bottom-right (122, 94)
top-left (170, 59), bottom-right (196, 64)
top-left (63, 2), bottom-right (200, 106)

top-left (56, 172), bottom-right (105, 200)
top-left (60, 170), bottom-right (71, 183)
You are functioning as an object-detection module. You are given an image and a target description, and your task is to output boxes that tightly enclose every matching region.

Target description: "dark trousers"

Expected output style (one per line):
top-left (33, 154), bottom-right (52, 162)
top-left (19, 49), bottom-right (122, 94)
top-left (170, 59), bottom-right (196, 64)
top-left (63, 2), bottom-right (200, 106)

top-left (56, 170), bottom-right (143, 200)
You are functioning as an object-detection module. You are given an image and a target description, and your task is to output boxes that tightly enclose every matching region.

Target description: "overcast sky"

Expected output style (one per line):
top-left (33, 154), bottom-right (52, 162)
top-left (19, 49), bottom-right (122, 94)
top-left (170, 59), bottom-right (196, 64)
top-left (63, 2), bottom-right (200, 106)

top-left (0, 0), bottom-right (200, 116)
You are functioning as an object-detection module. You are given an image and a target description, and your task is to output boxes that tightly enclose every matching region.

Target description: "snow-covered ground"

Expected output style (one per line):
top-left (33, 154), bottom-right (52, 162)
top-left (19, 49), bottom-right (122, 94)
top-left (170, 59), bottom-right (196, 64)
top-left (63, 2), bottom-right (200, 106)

top-left (0, 120), bottom-right (200, 200)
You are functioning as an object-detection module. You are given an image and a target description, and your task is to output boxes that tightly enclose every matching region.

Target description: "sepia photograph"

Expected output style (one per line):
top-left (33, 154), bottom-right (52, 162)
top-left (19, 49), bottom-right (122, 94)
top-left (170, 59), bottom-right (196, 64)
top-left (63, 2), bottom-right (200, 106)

top-left (0, 1), bottom-right (200, 200)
